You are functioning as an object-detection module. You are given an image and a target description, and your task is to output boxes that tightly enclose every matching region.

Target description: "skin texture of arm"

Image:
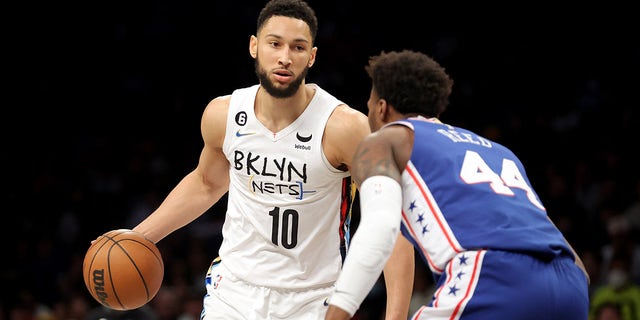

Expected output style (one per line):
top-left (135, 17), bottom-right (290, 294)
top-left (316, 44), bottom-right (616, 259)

top-left (325, 108), bottom-right (414, 320)
top-left (382, 234), bottom-right (415, 320)
top-left (132, 96), bottom-right (232, 244)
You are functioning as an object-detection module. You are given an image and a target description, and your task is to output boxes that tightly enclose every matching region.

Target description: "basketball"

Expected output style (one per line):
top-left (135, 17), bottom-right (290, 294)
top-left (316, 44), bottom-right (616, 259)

top-left (83, 229), bottom-right (164, 311)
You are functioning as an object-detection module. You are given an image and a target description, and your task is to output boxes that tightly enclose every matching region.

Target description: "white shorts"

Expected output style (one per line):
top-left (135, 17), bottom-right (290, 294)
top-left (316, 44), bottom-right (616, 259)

top-left (202, 258), bottom-right (334, 320)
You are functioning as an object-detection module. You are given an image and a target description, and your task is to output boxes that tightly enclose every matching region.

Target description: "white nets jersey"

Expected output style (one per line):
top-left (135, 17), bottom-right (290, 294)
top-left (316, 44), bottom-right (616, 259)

top-left (220, 83), bottom-right (354, 289)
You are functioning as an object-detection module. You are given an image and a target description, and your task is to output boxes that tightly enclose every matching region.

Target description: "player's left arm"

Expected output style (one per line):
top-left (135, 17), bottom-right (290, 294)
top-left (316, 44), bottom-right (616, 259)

top-left (325, 106), bottom-right (414, 320)
top-left (382, 234), bottom-right (414, 320)
top-left (547, 216), bottom-right (590, 284)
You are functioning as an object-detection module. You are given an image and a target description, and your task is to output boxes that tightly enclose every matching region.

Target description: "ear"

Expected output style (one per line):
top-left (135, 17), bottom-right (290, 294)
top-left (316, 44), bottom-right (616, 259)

top-left (377, 98), bottom-right (389, 121)
top-left (249, 35), bottom-right (258, 58)
top-left (307, 46), bottom-right (318, 67)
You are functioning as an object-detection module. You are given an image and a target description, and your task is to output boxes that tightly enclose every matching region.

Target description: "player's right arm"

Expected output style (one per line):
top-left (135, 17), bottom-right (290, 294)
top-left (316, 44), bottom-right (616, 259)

top-left (133, 96), bottom-right (232, 244)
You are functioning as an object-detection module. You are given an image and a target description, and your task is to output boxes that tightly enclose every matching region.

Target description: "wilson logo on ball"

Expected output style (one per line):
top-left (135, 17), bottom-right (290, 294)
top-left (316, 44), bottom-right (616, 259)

top-left (92, 269), bottom-right (110, 306)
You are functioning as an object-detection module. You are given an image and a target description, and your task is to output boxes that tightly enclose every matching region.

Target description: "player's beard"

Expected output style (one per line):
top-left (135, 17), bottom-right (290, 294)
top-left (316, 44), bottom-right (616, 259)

top-left (255, 56), bottom-right (309, 99)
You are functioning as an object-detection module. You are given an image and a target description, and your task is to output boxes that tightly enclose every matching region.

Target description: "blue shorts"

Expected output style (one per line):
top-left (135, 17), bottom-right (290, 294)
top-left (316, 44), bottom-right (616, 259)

top-left (412, 250), bottom-right (589, 320)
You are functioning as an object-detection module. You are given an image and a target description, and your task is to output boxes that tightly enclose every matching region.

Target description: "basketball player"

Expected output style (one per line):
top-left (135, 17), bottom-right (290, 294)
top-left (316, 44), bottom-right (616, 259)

top-left (324, 50), bottom-right (590, 319)
top-left (129, 1), bottom-right (414, 319)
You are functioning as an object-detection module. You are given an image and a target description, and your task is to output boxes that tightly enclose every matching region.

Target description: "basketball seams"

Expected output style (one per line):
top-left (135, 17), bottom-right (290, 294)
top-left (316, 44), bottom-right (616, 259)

top-left (109, 238), bottom-right (160, 301)
top-left (106, 241), bottom-right (127, 309)
top-left (83, 229), bottom-right (164, 311)
top-left (104, 229), bottom-right (130, 309)
top-left (83, 234), bottom-right (111, 299)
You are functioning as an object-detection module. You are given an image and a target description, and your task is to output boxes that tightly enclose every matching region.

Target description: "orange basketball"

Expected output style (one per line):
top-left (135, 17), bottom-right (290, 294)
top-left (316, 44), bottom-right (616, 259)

top-left (83, 229), bottom-right (164, 310)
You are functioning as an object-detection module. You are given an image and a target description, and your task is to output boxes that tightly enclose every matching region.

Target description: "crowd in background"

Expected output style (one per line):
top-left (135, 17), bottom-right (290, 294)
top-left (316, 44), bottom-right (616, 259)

top-left (4, 1), bottom-right (639, 319)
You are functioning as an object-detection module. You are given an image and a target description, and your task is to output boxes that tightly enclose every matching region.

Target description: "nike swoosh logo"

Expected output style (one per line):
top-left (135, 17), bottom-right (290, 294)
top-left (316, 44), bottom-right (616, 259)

top-left (236, 130), bottom-right (256, 137)
top-left (323, 298), bottom-right (329, 307)
top-left (296, 132), bottom-right (312, 142)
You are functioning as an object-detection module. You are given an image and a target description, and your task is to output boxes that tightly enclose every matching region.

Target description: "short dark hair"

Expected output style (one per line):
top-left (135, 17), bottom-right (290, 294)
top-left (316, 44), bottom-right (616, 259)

top-left (257, 0), bottom-right (318, 44)
top-left (365, 50), bottom-right (453, 117)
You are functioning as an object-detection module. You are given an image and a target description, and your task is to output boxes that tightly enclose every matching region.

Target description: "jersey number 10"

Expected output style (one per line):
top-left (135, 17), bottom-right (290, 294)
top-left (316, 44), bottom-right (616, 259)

top-left (269, 207), bottom-right (299, 249)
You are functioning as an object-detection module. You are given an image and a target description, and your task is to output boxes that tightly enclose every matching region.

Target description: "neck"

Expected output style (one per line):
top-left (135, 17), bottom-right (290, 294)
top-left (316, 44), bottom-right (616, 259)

top-left (255, 84), bottom-right (315, 132)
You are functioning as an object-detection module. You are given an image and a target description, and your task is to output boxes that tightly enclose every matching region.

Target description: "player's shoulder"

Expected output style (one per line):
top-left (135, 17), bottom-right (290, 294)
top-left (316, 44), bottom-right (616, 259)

top-left (333, 103), bottom-right (367, 121)
top-left (328, 104), bottom-right (368, 133)
top-left (325, 104), bottom-right (370, 161)
top-left (204, 84), bottom-right (258, 114)
top-left (203, 95), bottom-right (231, 118)
top-left (200, 94), bottom-right (233, 141)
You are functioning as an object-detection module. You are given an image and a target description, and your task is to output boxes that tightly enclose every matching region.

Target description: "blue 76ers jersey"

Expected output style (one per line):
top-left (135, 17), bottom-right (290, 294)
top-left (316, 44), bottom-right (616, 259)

top-left (395, 117), bottom-right (573, 276)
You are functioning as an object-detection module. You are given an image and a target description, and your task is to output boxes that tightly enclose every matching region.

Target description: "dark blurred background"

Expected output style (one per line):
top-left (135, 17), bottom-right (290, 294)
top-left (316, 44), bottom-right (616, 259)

top-left (4, 1), bottom-right (640, 319)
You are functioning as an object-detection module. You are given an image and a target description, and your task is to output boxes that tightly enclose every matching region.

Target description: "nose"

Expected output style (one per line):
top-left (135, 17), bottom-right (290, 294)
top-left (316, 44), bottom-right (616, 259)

top-left (278, 47), bottom-right (292, 66)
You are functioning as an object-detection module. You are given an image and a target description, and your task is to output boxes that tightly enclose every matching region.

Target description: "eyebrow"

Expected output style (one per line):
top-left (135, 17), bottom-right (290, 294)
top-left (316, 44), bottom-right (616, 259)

top-left (264, 33), bottom-right (310, 44)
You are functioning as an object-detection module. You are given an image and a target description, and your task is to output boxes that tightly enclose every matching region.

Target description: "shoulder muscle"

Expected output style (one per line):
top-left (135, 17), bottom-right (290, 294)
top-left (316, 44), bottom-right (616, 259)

top-left (201, 95), bottom-right (231, 149)
top-left (324, 105), bottom-right (370, 171)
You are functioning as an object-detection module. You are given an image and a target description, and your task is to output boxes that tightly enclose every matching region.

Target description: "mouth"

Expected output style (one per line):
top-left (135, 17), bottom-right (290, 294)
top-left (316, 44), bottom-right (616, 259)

top-left (273, 69), bottom-right (293, 83)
